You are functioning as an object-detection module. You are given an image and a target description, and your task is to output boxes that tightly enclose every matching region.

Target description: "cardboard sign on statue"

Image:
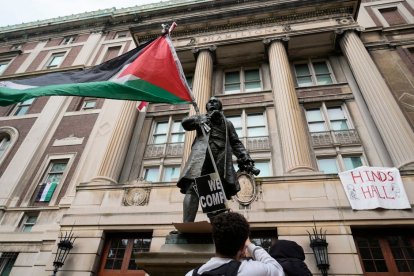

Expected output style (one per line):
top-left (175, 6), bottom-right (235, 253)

top-left (194, 173), bottom-right (227, 214)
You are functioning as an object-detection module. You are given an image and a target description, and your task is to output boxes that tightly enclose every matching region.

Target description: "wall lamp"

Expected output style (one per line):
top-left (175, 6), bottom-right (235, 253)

top-left (52, 230), bottom-right (76, 276)
top-left (308, 223), bottom-right (330, 276)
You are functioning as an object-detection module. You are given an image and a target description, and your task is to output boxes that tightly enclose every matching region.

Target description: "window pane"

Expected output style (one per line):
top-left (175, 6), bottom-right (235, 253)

top-left (343, 156), bottom-right (363, 170)
top-left (225, 72), bottom-right (240, 93)
top-left (171, 121), bottom-right (183, 133)
top-left (244, 69), bottom-right (261, 92)
top-left (308, 122), bottom-right (326, 132)
top-left (50, 162), bottom-right (67, 173)
top-left (163, 166), bottom-right (180, 182)
top-left (83, 100), bottom-right (96, 109)
top-left (0, 137), bottom-right (11, 158)
top-left (313, 62), bottom-right (330, 74)
top-left (331, 120), bottom-right (348, 130)
top-left (254, 161), bottom-right (271, 177)
top-left (327, 107), bottom-right (345, 120)
top-left (318, 158), bottom-right (338, 173)
top-left (294, 64), bottom-right (310, 76)
top-left (225, 71), bottom-right (240, 83)
top-left (244, 69), bottom-right (260, 81)
top-left (0, 61), bottom-right (10, 75)
top-left (248, 126), bottom-right (267, 137)
top-left (48, 54), bottom-right (64, 68)
top-left (297, 77), bottom-right (313, 87)
top-left (171, 121), bottom-right (184, 143)
top-left (186, 76), bottom-right (193, 89)
top-left (247, 114), bottom-right (265, 127)
top-left (316, 75), bottom-right (333, 85)
top-left (227, 116), bottom-right (242, 137)
top-left (224, 84), bottom-right (240, 93)
top-left (245, 81), bottom-right (261, 92)
top-left (144, 167), bottom-right (159, 182)
top-left (154, 122), bottom-right (168, 135)
top-left (306, 109), bottom-right (323, 122)
top-left (104, 238), bottom-right (126, 270)
top-left (153, 134), bottom-right (167, 144)
top-left (129, 237), bottom-right (152, 270)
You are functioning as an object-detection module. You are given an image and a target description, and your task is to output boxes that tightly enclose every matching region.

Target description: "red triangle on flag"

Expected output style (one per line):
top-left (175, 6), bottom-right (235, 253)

top-left (119, 36), bottom-right (192, 102)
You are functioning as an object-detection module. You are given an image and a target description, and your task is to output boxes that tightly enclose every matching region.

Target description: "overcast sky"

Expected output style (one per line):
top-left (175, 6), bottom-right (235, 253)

top-left (1, 0), bottom-right (163, 27)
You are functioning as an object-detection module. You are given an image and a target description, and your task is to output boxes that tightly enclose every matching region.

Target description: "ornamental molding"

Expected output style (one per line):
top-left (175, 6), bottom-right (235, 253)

top-left (123, 188), bottom-right (151, 206)
top-left (53, 135), bottom-right (84, 147)
top-left (234, 172), bottom-right (258, 206)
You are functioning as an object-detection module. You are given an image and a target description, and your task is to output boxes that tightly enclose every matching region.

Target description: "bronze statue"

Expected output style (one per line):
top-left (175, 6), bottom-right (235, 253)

top-left (177, 97), bottom-right (259, 222)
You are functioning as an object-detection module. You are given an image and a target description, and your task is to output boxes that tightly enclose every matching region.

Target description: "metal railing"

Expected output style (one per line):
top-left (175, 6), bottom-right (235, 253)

top-left (144, 142), bottom-right (184, 158)
top-left (310, 129), bottom-right (360, 147)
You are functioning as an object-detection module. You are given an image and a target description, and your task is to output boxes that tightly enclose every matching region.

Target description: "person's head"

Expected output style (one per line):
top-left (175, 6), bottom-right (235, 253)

top-left (206, 96), bottom-right (223, 112)
top-left (269, 239), bottom-right (306, 261)
top-left (211, 212), bottom-right (250, 258)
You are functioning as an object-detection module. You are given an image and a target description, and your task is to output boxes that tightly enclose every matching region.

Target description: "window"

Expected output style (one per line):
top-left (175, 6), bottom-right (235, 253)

top-left (10, 44), bottom-right (22, 50)
top-left (224, 68), bottom-right (261, 94)
top-left (305, 105), bottom-right (349, 132)
top-left (45, 52), bottom-right (65, 69)
top-left (251, 230), bottom-right (278, 252)
top-left (353, 228), bottom-right (414, 275)
top-left (0, 252), bottom-right (18, 276)
top-left (186, 75), bottom-right (193, 90)
top-left (81, 99), bottom-right (97, 110)
top-left (11, 98), bottom-right (35, 116)
top-left (143, 165), bottom-right (181, 182)
top-left (34, 159), bottom-right (68, 203)
top-left (150, 119), bottom-right (184, 145)
top-left (98, 233), bottom-right (151, 276)
top-left (317, 158), bottom-right (338, 174)
top-left (379, 7), bottom-right (406, 26)
top-left (318, 155), bottom-right (363, 174)
top-left (143, 167), bottom-right (159, 182)
top-left (60, 35), bottom-right (76, 45)
top-left (254, 161), bottom-right (271, 177)
top-left (0, 60), bottom-right (10, 75)
top-left (305, 103), bottom-right (361, 148)
top-left (103, 46), bottom-right (121, 62)
top-left (162, 166), bottom-right (180, 182)
top-left (227, 111), bottom-right (269, 152)
top-left (294, 60), bottom-right (334, 87)
top-left (0, 135), bottom-right (11, 159)
top-left (20, 214), bottom-right (38, 232)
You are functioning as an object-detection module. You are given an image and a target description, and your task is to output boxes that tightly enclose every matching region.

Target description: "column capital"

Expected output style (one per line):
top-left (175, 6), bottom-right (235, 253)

top-left (191, 45), bottom-right (217, 54)
top-left (335, 26), bottom-right (365, 35)
top-left (191, 45), bottom-right (217, 63)
top-left (263, 35), bottom-right (290, 45)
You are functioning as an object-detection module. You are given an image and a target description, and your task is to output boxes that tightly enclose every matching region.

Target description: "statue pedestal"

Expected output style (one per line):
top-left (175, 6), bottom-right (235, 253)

top-left (135, 221), bottom-right (215, 276)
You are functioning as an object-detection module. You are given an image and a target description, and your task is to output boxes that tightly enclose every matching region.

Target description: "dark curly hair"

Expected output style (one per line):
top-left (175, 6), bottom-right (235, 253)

top-left (211, 212), bottom-right (250, 258)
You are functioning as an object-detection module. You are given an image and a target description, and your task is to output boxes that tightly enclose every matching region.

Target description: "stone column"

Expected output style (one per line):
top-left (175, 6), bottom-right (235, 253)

top-left (181, 47), bottom-right (215, 165)
top-left (266, 38), bottom-right (315, 173)
top-left (92, 100), bottom-right (138, 184)
top-left (340, 30), bottom-right (414, 168)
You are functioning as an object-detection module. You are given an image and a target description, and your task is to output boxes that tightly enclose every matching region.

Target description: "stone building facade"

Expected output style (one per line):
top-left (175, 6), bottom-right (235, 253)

top-left (0, 0), bottom-right (413, 275)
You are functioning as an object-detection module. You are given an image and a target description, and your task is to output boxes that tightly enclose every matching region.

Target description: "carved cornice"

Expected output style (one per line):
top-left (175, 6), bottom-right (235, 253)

top-left (135, 6), bottom-right (355, 41)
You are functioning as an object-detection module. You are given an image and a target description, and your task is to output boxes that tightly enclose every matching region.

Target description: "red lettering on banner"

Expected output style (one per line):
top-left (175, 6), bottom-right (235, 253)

top-left (361, 186), bottom-right (373, 198)
top-left (351, 171), bottom-right (364, 184)
top-left (382, 186), bottom-right (395, 199)
top-left (387, 171), bottom-right (395, 181)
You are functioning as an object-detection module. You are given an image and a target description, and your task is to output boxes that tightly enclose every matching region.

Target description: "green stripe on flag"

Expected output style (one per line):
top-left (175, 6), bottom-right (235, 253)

top-left (44, 182), bottom-right (57, 202)
top-left (0, 79), bottom-right (189, 106)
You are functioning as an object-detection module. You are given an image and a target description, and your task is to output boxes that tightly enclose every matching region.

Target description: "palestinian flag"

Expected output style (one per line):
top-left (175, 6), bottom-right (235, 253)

top-left (0, 35), bottom-right (194, 106)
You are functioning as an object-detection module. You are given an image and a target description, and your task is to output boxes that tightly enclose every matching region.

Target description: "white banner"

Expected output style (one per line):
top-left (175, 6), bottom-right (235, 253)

top-left (339, 166), bottom-right (411, 210)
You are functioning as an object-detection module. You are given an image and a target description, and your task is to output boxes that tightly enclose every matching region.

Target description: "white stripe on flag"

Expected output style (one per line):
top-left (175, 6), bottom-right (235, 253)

top-left (40, 182), bottom-right (52, 201)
